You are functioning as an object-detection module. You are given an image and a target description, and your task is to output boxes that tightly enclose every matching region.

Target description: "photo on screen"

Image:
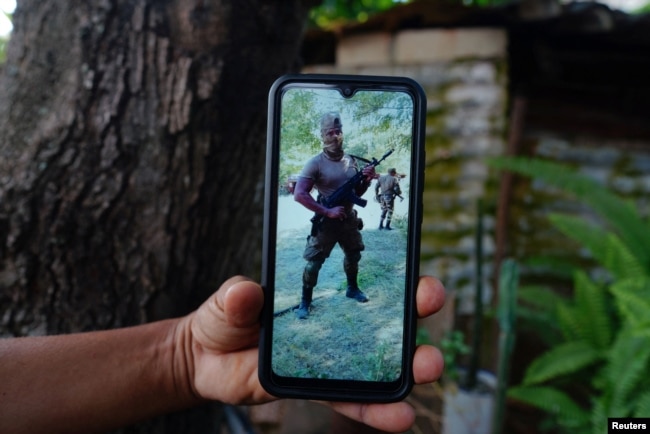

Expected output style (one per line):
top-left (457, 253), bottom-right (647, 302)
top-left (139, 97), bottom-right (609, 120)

top-left (270, 86), bottom-right (416, 382)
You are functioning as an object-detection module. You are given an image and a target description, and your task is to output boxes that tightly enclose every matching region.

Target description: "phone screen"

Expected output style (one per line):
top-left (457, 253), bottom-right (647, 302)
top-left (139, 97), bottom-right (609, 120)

top-left (260, 75), bottom-right (425, 402)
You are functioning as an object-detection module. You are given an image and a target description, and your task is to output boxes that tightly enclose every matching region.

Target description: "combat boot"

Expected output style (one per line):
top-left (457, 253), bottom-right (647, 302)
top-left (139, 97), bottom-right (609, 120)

top-left (385, 221), bottom-right (392, 230)
top-left (346, 286), bottom-right (369, 303)
top-left (344, 251), bottom-right (367, 302)
top-left (296, 285), bottom-right (313, 319)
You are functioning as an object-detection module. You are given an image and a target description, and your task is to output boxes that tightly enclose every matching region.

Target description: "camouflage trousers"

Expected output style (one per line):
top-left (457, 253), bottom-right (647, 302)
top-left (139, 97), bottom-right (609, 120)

top-left (379, 194), bottom-right (395, 220)
top-left (302, 210), bottom-right (364, 289)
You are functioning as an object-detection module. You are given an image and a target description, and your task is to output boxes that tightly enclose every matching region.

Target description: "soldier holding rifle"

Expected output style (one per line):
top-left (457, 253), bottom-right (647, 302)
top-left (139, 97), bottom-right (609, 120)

top-left (293, 112), bottom-right (378, 320)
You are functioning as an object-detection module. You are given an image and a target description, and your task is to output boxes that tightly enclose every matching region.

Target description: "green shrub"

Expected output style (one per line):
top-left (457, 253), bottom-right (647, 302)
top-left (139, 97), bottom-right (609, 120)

top-left (489, 157), bottom-right (650, 433)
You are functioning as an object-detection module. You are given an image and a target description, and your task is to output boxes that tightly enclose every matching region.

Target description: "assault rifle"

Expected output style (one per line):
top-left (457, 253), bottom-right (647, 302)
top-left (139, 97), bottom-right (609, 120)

top-left (310, 149), bottom-right (394, 235)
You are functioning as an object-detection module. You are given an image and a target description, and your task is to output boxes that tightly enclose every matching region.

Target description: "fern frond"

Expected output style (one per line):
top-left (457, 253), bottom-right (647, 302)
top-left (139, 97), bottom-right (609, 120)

top-left (602, 232), bottom-right (649, 280)
top-left (516, 305), bottom-right (563, 346)
top-left (591, 398), bottom-right (610, 434)
top-left (549, 214), bottom-right (646, 280)
top-left (603, 329), bottom-right (650, 415)
top-left (633, 390), bottom-right (650, 418)
top-left (573, 271), bottom-right (613, 349)
top-left (518, 284), bottom-right (569, 311)
top-left (556, 302), bottom-right (584, 342)
top-left (522, 341), bottom-right (601, 386)
top-left (488, 157), bottom-right (650, 272)
top-left (548, 213), bottom-right (609, 263)
top-left (517, 285), bottom-right (566, 345)
top-left (523, 256), bottom-right (576, 281)
top-left (508, 385), bottom-right (590, 429)
top-left (610, 278), bottom-right (650, 328)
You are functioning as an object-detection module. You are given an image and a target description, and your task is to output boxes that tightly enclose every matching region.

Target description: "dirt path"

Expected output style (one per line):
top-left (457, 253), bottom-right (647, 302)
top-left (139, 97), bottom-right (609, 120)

top-left (271, 221), bottom-right (410, 382)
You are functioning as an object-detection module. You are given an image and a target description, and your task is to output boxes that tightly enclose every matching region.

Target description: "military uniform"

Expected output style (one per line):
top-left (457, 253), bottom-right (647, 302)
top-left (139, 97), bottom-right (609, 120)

top-left (375, 169), bottom-right (401, 230)
top-left (295, 112), bottom-right (369, 319)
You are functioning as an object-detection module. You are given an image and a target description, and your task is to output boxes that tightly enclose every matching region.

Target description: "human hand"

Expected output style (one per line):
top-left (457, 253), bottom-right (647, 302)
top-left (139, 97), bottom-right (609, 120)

top-left (179, 275), bottom-right (445, 433)
top-left (362, 165), bottom-right (377, 181)
top-left (325, 205), bottom-right (347, 220)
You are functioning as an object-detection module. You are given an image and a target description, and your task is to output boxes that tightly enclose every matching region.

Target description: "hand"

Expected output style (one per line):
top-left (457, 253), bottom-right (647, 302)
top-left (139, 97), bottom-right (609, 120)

top-left (362, 165), bottom-right (377, 182)
top-left (179, 275), bottom-right (445, 433)
top-left (325, 205), bottom-right (347, 220)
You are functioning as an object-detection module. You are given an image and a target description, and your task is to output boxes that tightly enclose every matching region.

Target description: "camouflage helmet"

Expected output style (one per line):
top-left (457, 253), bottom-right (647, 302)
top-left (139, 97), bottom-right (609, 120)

top-left (320, 112), bottom-right (343, 133)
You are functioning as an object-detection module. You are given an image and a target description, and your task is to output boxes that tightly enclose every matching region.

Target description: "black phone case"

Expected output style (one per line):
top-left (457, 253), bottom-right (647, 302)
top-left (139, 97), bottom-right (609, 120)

top-left (259, 74), bottom-right (426, 402)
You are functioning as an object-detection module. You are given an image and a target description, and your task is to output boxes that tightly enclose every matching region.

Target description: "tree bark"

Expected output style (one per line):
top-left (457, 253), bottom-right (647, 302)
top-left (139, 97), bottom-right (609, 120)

top-left (0, 0), bottom-right (315, 430)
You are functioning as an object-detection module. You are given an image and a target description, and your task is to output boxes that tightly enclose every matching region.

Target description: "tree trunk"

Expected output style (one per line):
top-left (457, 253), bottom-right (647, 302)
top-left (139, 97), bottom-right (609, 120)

top-left (0, 0), bottom-right (315, 430)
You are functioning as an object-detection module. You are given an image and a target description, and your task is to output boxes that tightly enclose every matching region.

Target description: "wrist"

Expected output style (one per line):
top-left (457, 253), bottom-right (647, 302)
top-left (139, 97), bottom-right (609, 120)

top-left (168, 315), bottom-right (206, 406)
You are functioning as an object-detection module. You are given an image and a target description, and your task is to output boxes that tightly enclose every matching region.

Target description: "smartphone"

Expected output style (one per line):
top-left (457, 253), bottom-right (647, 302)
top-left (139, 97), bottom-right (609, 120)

top-left (259, 74), bottom-right (426, 402)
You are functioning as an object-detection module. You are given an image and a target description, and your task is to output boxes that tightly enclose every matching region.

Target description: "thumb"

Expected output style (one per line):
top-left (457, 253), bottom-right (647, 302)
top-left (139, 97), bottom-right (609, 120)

top-left (191, 277), bottom-right (264, 353)
top-left (221, 279), bottom-right (265, 328)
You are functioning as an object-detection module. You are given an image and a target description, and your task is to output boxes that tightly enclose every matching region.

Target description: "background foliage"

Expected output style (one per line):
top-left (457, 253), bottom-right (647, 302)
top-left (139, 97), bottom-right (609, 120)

top-left (308, 0), bottom-right (411, 28)
top-left (490, 157), bottom-right (650, 433)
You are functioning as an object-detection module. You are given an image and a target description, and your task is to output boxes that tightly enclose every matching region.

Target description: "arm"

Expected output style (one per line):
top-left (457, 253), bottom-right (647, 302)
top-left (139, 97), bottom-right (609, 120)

top-left (0, 318), bottom-right (199, 434)
top-left (1, 276), bottom-right (445, 434)
top-left (294, 177), bottom-right (346, 220)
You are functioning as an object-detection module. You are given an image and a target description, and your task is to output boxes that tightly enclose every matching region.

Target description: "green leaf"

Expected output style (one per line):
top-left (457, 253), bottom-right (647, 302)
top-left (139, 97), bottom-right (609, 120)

top-left (522, 341), bottom-right (601, 386)
top-left (516, 285), bottom-right (565, 345)
top-left (610, 278), bottom-right (650, 328)
top-left (548, 214), bottom-right (646, 281)
top-left (573, 271), bottom-right (612, 349)
top-left (602, 331), bottom-right (650, 416)
top-left (508, 386), bottom-right (590, 428)
top-left (602, 233), bottom-right (649, 280)
top-left (556, 302), bottom-right (583, 342)
top-left (633, 390), bottom-right (650, 418)
top-left (548, 213), bottom-right (608, 262)
top-left (488, 157), bottom-right (650, 271)
top-left (518, 284), bottom-right (568, 312)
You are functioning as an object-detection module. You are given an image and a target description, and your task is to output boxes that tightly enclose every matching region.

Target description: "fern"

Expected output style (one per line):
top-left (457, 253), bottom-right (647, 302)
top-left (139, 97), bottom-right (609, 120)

top-left (518, 284), bottom-right (569, 311)
top-left (489, 157), bottom-right (650, 272)
top-left (601, 330), bottom-right (650, 416)
top-left (610, 278), bottom-right (650, 330)
top-left (600, 278), bottom-right (650, 417)
top-left (572, 271), bottom-right (612, 349)
top-left (522, 341), bottom-right (601, 386)
top-left (549, 214), bottom-right (646, 281)
top-left (517, 285), bottom-right (565, 345)
top-left (508, 386), bottom-right (590, 429)
top-left (490, 157), bottom-right (650, 433)
top-left (555, 272), bottom-right (611, 347)
top-left (590, 399), bottom-right (609, 434)
top-left (556, 302), bottom-right (586, 342)
top-left (633, 390), bottom-right (650, 418)
top-left (602, 233), bottom-right (648, 280)
top-left (524, 255), bottom-right (576, 281)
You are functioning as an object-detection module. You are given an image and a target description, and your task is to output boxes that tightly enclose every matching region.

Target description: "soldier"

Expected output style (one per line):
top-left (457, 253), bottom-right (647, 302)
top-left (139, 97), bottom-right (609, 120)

top-left (293, 112), bottom-right (376, 319)
top-left (375, 168), bottom-right (402, 230)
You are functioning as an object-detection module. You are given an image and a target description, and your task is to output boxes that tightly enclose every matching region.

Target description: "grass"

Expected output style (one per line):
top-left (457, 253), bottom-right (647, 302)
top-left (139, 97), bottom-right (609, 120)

top-left (271, 222), bottom-right (409, 381)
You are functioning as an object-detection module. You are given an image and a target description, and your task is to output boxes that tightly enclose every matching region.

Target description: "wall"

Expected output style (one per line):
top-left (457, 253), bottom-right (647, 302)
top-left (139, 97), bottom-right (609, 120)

top-left (509, 129), bottom-right (650, 277)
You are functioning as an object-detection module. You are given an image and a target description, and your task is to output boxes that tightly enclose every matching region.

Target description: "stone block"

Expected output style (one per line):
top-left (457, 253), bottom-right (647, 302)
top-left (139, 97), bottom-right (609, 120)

top-left (394, 28), bottom-right (507, 64)
top-left (337, 33), bottom-right (392, 67)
